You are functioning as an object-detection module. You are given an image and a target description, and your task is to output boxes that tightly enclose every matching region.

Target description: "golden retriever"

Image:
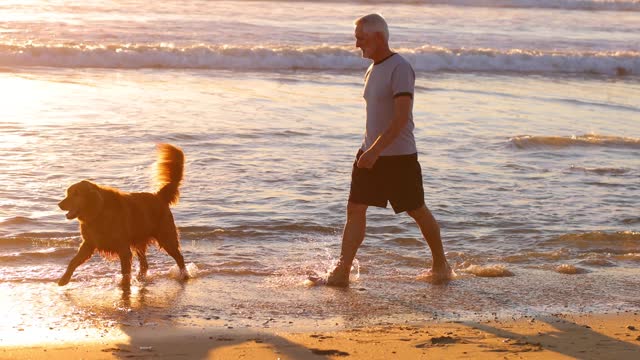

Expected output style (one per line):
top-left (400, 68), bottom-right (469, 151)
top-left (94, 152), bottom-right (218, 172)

top-left (57, 143), bottom-right (187, 287)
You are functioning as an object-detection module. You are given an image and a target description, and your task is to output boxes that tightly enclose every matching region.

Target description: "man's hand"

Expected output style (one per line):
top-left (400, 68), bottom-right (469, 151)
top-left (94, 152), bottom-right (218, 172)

top-left (356, 149), bottom-right (379, 169)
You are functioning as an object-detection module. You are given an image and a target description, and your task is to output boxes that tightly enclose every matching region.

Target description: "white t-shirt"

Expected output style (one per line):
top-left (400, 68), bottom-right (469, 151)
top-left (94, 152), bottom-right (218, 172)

top-left (361, 53), bottom-right (417, 156)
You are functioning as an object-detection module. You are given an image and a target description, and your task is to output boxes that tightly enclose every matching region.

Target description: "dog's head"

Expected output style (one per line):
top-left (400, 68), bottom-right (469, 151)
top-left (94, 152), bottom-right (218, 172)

top-left (58, 180), bottom-right (104, 221)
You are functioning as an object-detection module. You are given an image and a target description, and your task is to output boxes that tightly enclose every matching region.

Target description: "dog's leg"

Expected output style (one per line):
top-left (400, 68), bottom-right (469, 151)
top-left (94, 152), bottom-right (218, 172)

top-left (165, 246), bottom-right (189, 280)
top-left (161, 243), bottom-right (189, 281)
top-left (118, 247), bottom-right (133, 289)
top-left (136, 249), bottom-right (148, 280)
top-left (58, 242), bottom-right (95, 286)
top-left (155, 222), bottom-right (189, 280)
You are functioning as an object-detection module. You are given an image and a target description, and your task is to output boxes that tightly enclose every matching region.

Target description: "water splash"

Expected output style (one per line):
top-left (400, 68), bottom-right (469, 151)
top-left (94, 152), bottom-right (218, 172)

top-left (168, 262), bottom-right (199, 280)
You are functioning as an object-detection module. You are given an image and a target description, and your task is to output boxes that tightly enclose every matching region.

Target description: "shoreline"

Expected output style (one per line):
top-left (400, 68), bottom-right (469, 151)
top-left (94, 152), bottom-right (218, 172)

top-left (2, 312), bottom-right (639, 359)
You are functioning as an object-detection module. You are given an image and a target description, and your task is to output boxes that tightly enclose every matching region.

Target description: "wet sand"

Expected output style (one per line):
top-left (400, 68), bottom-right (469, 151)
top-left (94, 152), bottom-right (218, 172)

top-left (2, 312), bottom-right (638, 359)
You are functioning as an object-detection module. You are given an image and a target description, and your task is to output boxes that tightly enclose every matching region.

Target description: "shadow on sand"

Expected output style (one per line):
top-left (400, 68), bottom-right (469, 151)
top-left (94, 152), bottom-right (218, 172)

top-left (465, 315), bottom-right (640, 359)
top-left (58, 273), bottom-right (639, 359)
top-left (98, 282), bottom-right (337, 359)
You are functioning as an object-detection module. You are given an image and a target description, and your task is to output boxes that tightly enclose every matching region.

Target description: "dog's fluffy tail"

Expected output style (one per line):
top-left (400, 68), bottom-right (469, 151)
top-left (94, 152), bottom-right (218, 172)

top-left (155, 143), bottom-right (184, 205)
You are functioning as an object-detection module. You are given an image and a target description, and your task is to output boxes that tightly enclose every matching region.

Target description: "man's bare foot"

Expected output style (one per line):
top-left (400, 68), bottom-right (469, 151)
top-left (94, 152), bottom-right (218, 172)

top-left (418, 263), bottom-right (455, 284)
top-left (326, 266), bottom-right (350, 287)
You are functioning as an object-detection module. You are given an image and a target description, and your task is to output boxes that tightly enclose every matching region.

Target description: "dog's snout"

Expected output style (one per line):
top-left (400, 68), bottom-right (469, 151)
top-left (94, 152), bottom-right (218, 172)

top-left (58, 198), bottom-right (68, 210)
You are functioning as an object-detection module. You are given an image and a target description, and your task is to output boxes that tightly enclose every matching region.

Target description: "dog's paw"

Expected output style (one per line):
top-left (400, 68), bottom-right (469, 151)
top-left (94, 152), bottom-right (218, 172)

top-left (120, 273), bottom-right (131, 284)
top-left (58, 277), bottom-right (70, 286)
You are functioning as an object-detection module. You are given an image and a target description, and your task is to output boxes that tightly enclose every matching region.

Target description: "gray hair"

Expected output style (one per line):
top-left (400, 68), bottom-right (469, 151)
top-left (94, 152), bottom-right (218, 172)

top-left (354, 13), bottom-right (389, 42)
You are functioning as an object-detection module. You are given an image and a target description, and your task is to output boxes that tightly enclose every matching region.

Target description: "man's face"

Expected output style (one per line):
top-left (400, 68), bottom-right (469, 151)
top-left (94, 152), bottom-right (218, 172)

top-left (354, 24), bottom-right (377, 59)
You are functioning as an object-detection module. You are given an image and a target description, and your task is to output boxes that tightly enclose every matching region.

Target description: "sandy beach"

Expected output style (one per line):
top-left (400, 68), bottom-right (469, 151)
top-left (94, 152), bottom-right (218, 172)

top-left (2, 1), bottom-right (639, 360)
top-left (2, 312), bottom-right (638, 359)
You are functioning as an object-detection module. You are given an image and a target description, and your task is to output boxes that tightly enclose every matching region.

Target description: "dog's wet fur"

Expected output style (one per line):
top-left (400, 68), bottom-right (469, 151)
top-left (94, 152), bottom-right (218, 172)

top-left (57, 144), bottom-right (187, 288)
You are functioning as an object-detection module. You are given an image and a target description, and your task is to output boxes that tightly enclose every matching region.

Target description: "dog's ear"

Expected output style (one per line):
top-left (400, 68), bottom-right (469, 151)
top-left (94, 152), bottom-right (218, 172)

top-left (79, 180), bottom-right (95, 189)
top-left (81, 181), bottom-right (104, 215)
top-left (87, 185), bottom-right (104, 207)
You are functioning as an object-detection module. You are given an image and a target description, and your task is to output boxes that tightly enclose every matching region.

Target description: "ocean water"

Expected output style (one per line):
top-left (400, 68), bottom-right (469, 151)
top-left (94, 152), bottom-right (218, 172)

top-left (1, 0), bottom-right (639, 344)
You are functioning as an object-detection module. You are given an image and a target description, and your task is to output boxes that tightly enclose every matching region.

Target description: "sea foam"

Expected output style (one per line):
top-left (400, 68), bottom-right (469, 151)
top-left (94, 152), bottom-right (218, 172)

top-left (509, 134), bottom-right (640, 149)
top-left (413, 0), bottom-right (640, 12)
top-left (1, 43), bottom-right (638, 76)
top-left (462, 264), bottom-right (515, 277)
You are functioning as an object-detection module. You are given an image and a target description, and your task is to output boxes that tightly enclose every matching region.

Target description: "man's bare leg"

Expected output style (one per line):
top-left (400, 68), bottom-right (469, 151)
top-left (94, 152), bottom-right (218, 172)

top-left (407, 204), bottom-right (452, 281)
top-left (326, 201), bottom-right (368, 287)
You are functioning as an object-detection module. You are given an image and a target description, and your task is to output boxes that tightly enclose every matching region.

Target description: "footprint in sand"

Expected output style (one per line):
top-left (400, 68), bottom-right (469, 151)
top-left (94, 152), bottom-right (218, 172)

top-left (310, 348), bottom-right (350, 356)
top-left (415, 336), bottom-right (458, 347)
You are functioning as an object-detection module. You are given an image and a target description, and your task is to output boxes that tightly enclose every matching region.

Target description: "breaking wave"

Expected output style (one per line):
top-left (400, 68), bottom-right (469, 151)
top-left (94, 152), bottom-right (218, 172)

top-left (1, 43), bottom-right (638, 76)
top-left (394, 0), bottom-right (640, 12)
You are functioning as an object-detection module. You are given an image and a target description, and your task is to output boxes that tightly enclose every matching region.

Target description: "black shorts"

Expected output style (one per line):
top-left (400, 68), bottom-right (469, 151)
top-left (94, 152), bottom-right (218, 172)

top-left (348, 149), bottom-right (425, 214)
